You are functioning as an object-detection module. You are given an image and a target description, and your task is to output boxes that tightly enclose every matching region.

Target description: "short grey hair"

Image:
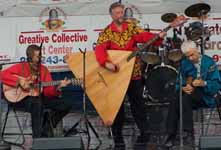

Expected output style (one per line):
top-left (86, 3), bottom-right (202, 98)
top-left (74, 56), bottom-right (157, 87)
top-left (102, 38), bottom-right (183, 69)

top-left (109, 2), bottom-right (124, 14)
top-left (181, 40), bottom-right (199, 53)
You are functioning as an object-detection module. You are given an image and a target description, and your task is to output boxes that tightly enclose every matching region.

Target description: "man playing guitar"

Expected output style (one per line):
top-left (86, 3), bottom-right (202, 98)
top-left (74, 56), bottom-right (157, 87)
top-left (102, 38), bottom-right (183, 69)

top-left (1, 44), bottom-right (73, 138)
top-left (165, 40), bottom-right (221, 149)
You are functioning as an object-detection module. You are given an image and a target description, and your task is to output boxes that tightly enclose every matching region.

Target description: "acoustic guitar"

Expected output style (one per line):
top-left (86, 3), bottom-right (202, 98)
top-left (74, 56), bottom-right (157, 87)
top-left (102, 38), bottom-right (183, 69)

top-left (3, 75), bottom-right (82, 103)
top-left (185, 64), bottom-right (216, 93)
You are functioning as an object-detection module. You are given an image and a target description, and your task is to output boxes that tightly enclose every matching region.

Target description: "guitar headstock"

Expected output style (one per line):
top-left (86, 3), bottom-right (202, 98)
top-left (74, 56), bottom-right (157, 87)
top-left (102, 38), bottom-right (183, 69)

top-left (170, 15), bottom-right (188, 28)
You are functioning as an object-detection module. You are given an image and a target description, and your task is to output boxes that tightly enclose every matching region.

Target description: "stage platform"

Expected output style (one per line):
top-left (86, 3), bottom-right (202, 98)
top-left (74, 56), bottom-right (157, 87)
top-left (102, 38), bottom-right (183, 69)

top-left (1, 101), bottom-right (221, 150)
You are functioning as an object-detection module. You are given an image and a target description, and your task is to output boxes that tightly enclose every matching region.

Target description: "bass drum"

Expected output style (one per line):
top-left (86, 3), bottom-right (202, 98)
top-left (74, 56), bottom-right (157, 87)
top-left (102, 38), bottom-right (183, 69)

top-left (145, 65), bottom-right (177, 103)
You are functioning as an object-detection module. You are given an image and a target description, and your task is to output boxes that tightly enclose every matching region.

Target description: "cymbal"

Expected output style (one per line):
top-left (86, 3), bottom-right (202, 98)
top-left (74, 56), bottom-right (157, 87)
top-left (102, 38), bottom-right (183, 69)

top-left (161, 13), bottom-right (177, 23)
top-left (185, 3), bottom-right (210, 17)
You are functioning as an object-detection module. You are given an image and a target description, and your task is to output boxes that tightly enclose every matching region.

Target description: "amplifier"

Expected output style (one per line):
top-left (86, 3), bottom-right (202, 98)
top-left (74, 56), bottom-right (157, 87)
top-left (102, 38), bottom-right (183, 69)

top-left (31, 136), bottom-right (83, 150)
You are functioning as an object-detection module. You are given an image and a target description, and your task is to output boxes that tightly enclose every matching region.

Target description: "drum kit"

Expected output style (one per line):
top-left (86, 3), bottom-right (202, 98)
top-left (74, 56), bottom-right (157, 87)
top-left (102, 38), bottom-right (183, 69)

top-left (142, 3), bottom-right (211, 104)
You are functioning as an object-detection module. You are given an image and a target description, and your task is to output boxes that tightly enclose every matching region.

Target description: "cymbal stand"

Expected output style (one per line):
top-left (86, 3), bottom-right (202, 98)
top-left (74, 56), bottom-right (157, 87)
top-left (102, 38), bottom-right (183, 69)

top-left (199, 10), bottom-right (207, 55)
top-left (64, 48), bottom-right (102, 150)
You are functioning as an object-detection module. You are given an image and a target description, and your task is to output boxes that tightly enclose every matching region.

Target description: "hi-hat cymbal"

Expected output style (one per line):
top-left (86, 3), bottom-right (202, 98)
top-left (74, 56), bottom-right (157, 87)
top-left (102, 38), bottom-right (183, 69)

top-left (185, 3), bottom-right (210, 17)
top-left (161, 13), bottom-right (177, 23)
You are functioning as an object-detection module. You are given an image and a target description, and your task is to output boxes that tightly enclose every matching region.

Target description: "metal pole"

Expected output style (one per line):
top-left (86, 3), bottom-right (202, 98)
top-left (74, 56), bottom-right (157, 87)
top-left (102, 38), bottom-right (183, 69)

top-left (174, 72), bottom-right (192, 150)
top-left (179, 73), bottom-right (184, 150)
top-left (0, 64), bottom-right (11, 150)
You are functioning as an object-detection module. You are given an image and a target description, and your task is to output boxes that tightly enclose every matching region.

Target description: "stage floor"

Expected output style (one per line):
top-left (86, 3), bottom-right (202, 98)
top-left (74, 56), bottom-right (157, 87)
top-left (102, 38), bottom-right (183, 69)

top-left (0, 96), bottom-right (220, 150)
top-left (2, 108), bottom-right (221, 150)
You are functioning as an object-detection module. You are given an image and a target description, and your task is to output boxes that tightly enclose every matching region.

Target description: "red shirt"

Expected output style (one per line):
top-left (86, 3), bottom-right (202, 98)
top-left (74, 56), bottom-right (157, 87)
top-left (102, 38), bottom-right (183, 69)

top-left (95, 21), bottom-right (163, 79)
top-left (1, 62), bottom-right (61, 98)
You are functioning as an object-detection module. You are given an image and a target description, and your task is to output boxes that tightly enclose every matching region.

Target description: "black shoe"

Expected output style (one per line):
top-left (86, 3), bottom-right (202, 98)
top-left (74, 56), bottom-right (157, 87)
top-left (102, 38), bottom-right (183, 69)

top-left (114, 136), bottom-right (125, 150)
top-left (183, 132), bottom-right (194, 147)
top-left (164, 134), bottom-right (176, 148)
top-left (41, 120), bottom-right (54, 137)
top-left (114, 143), bottom-right (125, 150)
top-left (134, 134), bottom-right (150, 150)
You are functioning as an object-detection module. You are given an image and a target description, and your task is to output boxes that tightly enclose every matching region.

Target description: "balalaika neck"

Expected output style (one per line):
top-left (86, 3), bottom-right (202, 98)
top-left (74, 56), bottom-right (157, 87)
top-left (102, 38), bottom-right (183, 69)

top-left (127, 25), bottom-right (171, 61)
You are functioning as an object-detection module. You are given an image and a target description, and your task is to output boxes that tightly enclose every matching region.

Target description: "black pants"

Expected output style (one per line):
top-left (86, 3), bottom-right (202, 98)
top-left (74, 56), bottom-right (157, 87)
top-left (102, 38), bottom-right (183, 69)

top-left (9, 95), bottom-right (72, 138)
top-left (111, 79), bottom-right (148, 142)
top-left (166, 89), bottom-right (204, 135)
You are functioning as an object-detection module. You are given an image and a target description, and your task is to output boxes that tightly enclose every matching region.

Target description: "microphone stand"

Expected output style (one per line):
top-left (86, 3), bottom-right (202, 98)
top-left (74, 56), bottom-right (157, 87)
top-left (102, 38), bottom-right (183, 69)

top-left (0, 61), bottom-right (27, 150)
top-left (174, 72), bottom-right (192, 150)
top-left (37, 43), bottom-right (43, 137)
top-left (64, 48), bottom-right (101, 150)
top-left (38, 42), bottom-right (43, 93)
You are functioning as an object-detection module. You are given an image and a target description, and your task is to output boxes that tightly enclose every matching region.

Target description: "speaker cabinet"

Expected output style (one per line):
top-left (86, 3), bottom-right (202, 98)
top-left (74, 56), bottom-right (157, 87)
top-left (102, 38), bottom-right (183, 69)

top-left (31, 136), bottom-right (83, 150)
top-left (200, 136), bottom-right (221, 150)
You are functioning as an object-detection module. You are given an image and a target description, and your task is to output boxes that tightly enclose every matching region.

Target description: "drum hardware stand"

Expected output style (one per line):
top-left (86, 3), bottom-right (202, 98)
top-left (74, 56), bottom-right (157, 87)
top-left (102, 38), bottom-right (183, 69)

top-left (64, 48), bottom-right (102, 150)
top-left (159, 43), bottom-right (166, 66)
top-left (142, 63), bottom-right (150, 99)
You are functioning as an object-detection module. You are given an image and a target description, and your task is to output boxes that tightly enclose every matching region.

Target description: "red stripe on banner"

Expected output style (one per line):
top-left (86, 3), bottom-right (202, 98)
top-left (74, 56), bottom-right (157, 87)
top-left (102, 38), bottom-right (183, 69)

top-left (21, 31), bottom-right (44, 34)
top-left (94, 29), bottom-right (103, 32)
top-left (212, 18), bottom-right (221, 20)
top-left (62, 29), bottom-right (86, 32)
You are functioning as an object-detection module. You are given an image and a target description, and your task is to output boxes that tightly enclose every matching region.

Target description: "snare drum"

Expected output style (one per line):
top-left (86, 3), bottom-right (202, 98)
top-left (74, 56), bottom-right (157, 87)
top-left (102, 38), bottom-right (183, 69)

top-left (168, 49), bottom-right (183, 62)
top-left (140, 45), bottom-right (160, 64)
top-left (140, 51), bottom-right (160, 64)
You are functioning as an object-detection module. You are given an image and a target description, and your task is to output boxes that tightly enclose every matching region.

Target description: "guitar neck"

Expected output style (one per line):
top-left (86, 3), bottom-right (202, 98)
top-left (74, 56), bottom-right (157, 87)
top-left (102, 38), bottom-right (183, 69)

top-left (127, 25), bottom-right (171, 61)
top-left (35, 78), bottom-right (81, 88)
top-left (41, 80), bottom-right (61, 87)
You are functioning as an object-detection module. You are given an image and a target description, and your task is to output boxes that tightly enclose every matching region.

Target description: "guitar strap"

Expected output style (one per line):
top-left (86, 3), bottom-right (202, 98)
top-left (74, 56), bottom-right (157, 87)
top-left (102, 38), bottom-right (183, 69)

top-left (194, 55), bottom-right (202, 78)
top-left (43, 66), bottom-right (47, 81)
top-left (24, 63), bottom-right (47, 81)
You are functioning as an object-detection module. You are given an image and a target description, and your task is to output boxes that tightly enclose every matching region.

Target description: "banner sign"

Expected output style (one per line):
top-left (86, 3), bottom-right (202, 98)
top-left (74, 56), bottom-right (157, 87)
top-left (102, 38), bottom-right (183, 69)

top-left (0, 6), bottom-right (221, 71)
